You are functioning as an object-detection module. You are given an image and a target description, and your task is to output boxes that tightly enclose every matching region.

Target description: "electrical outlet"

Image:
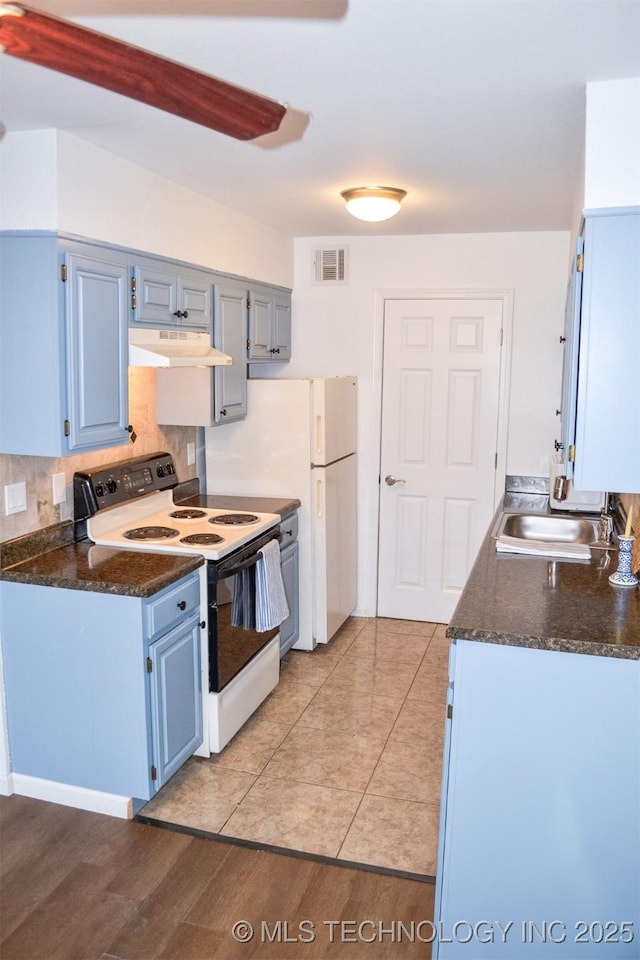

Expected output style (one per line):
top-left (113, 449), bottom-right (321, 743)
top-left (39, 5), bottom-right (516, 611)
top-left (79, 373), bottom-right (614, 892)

top-left (187, 442), bottom-right (196, 465)
top-left (4, 481), bottom-right (27, 516)
top-left (52, 472), bottom-right (66, 505)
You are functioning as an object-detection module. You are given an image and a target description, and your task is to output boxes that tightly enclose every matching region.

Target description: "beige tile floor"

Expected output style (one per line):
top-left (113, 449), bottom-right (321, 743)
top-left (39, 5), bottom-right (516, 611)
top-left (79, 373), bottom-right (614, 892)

top-left (140, 616), bottom-right (450, 878)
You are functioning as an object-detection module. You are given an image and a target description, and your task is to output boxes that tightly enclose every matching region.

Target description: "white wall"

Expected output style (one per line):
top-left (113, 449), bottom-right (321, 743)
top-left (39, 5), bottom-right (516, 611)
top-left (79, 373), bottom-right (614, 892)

top-left (0, 130), bottom-right (293, 286)
top-left (0, 130), bottom-right (59, 229)
top-left (288, 231), bottom-right (570, 615)
top-left (585, 78), bottom-right (640, 209)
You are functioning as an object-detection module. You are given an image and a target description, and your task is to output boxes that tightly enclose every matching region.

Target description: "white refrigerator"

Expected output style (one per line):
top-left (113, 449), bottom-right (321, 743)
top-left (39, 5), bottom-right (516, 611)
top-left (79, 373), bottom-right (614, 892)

top-left (204, 377), bottom-right (357, 650)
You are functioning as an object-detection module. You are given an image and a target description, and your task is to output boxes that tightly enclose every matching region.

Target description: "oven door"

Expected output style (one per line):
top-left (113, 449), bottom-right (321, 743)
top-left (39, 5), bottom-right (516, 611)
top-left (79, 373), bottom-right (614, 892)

top-left (207, 528), bottom-right (280, 692)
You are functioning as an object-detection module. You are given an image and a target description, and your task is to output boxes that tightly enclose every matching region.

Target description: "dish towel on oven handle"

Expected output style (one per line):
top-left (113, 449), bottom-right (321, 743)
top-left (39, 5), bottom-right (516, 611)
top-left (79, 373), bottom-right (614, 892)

top-left (231, 565), bottom-right (256, 630)
top-left (255, 539), bottom-right (290, 632)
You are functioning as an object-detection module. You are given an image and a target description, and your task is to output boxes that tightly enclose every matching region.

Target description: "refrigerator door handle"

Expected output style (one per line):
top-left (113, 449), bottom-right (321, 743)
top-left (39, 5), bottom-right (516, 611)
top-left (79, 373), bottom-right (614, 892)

top-left (316, 477), bottom-right (324, 518)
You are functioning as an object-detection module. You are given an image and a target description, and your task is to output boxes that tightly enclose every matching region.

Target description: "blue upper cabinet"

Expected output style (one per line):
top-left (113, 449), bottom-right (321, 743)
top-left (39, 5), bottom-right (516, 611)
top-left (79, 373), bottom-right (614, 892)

top-left (156, 275), bottom-right (248, 426)
top-left (213, 278), bottom-right (249, 423)
top-left (247, 283), bottom-right (292, 361)
top-left (132, 259), bottom-right (212, 330)
top-left (0, 233), bottom-right (130, 457)
top-left (65, 251), bottom-right (130, 452)
top-left (571, 208), bottom-right (640, 493)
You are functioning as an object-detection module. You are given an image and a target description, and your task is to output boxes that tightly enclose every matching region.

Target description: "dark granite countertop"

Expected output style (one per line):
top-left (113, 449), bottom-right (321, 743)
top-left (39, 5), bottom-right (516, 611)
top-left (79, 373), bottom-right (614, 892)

top-left (447, 498), bottom-right (640, 660)
top-left (181, 493), bottom-right (301, 517)
top-left (0, 492), bottom-right (300, 597)
top-left (0, 521), bottom-right (202, 598)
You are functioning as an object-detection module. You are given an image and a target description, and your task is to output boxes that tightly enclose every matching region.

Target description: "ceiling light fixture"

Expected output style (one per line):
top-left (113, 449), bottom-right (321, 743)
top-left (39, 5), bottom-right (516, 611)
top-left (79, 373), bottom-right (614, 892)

top-left (340, 186), bottom-right (407, 222)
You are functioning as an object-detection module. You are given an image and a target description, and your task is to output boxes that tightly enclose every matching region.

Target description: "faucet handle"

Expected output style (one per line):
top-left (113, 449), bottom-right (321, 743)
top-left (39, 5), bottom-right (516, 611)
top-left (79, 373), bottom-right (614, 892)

top-left (599, 512), bottom-right (614, 543)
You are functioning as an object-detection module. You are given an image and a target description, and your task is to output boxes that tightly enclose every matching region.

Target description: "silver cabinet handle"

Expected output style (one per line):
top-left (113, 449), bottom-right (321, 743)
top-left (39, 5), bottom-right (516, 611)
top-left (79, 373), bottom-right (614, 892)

top-left (384, 475), bottom-right (406, 486)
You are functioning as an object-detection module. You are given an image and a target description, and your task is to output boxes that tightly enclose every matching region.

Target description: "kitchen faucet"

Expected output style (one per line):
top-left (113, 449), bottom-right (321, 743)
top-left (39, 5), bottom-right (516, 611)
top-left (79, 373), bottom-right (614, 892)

top-left (599, 494), bottom-right (614, 543)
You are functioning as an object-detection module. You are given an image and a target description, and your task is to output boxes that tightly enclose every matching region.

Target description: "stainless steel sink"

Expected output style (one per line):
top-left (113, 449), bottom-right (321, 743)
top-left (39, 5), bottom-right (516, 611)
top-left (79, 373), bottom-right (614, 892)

top-left (492, 512), bottom-right (608, 547)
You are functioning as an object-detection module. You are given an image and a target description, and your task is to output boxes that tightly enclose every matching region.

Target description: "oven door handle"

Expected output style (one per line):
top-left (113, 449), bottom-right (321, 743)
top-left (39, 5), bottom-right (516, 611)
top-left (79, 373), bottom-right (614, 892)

top-left (218, 532), bottom-right (282, 578)
top-left (222, 553), bottom-right (262, 577)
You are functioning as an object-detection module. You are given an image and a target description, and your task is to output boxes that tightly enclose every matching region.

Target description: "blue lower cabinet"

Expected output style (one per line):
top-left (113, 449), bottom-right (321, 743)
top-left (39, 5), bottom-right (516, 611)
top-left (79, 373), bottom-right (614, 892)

top-left (434, 640), bottom-right (640, 957)
top-left (279, 541), bottom-right (299, 656)
top-left (147, 614), bottom-right (202, 789)
top-left (0, 572), bottom-right (202, 805)
top-left (278, 512), bottom-right (299, 656)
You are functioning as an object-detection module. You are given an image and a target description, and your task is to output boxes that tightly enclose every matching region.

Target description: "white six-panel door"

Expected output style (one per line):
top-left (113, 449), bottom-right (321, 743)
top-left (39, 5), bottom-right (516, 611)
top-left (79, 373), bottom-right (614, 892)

top-left (377, 298), bottom-right (504, 623)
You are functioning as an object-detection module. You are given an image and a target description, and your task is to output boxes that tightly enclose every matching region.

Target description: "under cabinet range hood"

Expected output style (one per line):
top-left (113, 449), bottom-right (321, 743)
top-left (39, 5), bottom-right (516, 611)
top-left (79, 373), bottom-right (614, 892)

top-left (128, 329), bottom-right (232, 367)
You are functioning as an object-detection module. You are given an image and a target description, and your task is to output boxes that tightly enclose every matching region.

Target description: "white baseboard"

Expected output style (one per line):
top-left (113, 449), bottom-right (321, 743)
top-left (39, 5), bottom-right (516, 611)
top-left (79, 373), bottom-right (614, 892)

top-left (0, 772), bottom-right (14, 796)
top-left (11, 773), bottom-right (133, 819)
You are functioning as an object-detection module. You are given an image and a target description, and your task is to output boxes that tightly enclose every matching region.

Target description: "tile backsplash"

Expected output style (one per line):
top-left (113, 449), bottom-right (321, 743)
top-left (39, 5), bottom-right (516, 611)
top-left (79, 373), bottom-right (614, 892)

top-left (620, 493), bottom-right (639, 533)
top-left (620, 493), bottom-right (639, 574)
top-left (0, 368), bottom-right (196, 542)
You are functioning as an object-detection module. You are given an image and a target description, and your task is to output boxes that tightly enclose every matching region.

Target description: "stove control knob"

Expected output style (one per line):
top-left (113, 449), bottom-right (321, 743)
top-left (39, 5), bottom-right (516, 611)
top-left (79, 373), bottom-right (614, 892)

top-left (156, 465), bottom-right (165, 478)
top-left (95, 483), bottom-right (105, 498)
top-left (106, 479), bottom-right (117, 495)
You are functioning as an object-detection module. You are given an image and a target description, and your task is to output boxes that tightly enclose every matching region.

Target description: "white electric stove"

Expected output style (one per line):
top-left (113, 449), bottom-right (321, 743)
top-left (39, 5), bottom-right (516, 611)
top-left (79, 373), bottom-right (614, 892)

top-left (73, 451), bottom-right (283, 754)
top-left (87, 488), bottom-right (280, 560)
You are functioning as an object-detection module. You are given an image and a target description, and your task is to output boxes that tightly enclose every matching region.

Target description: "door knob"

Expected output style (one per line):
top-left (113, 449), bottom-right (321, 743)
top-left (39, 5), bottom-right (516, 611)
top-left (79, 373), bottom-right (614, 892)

top-left (384, 475), bottom-right (406, 486)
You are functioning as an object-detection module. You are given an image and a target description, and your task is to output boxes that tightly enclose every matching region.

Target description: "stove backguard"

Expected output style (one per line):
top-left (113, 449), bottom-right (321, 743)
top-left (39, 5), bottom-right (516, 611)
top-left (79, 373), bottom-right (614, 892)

top-left (73, 451), bottom-right (177, 539)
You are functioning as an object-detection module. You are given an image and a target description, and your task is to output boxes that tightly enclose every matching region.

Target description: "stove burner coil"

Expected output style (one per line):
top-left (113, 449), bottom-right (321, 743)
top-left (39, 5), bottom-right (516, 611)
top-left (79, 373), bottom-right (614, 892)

top-left (180, 533), bottom-right (225, 545)
top-left (169, 509), bottom-right (208, 520)
top-left (123, 526), bottom-right (180, 540)
top-left (209, 513), bottom-right (260, 526)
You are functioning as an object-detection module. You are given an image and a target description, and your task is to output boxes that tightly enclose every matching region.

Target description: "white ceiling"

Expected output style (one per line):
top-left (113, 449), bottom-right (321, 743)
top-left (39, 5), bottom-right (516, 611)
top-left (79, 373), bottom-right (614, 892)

top-left (0, 0), bottom-right (638, 237)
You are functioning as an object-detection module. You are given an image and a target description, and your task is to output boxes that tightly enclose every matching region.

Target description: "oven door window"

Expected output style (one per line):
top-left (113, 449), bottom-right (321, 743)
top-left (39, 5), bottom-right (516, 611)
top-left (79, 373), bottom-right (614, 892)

top-left (213, 561), bottom-right (278, 691)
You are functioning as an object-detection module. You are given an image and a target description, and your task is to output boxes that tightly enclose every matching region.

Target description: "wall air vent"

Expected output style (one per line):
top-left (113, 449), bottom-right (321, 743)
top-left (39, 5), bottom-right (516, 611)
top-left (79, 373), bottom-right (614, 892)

top-left (314, 247), bottom-right (349, 284)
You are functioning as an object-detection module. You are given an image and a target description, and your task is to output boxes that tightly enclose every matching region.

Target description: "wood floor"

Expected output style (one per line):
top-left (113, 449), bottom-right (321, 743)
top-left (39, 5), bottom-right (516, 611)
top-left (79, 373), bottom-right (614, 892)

top-left (0, 794), bottom-right (435, 959)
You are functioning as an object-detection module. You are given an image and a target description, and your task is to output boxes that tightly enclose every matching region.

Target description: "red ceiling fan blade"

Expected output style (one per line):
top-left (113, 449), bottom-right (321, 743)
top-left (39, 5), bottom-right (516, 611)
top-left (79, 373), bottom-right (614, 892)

top-left (0, 3), bottom-right (286, 140)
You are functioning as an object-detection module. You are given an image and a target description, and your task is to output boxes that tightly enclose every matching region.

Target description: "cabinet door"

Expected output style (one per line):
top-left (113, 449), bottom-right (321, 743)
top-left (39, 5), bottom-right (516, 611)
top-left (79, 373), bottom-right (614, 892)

top-left (573, 209), bottom-right (640, 492)
top-left (148, 614), bottom-right (203, 789)
top-left (133, 264), bottom-right (178, 325)
top-left (247, 286), bottom-right (273, 360)
top-left (435, 640), bottom-right (640, 958)
top-left (559, 236), bottom-right (584, 477)
top-left (178, 272), bottom-right (213, 329)
top-left (133, 263), bottom-right (212, 330)
top-left (247, 284), bottom-right (292, 361)
top-left (279, 540), bottom-right (299, 656)
top-left (65, 250), bottom-right (130, 452)
top-left (272, 292), bottom-right (292, 361)
top-left (213, 279), bottom-right (248, 423)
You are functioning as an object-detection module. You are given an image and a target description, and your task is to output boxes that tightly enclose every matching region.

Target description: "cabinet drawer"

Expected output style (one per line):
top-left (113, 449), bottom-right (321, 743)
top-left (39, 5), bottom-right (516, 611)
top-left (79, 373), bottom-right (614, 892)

top-left (279, 512), bottom-right (298, 549)
top-left (144, 573), bottom-right (200, 640)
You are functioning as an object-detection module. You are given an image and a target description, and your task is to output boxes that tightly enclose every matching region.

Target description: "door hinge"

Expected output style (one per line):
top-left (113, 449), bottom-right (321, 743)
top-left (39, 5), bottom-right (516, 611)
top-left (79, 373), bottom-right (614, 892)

top-left (131, 276), bottom-right (137, 293)
top-left (146, 656), bottom-right (153, 673)
top-left (131, 293), bottom-right (137, 310)
top-left (60, 264), bottom-right (67, 282)
top-left (246, 339), bottom-right (251, 351)
top-left (494, 452), bottom-right (498, 469)
top-left (151, 765), bottom-right (157, 781)
top-left (447, 703), bottom-right (453, 720)
top-left (576, 253), bottom-right (584, 273)
top-left (568, 444), bottom-right (576, 463)
top-left (247, 297), bottom-right (252, 310)
top-left (63, 419), bottom-right (70, 437)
